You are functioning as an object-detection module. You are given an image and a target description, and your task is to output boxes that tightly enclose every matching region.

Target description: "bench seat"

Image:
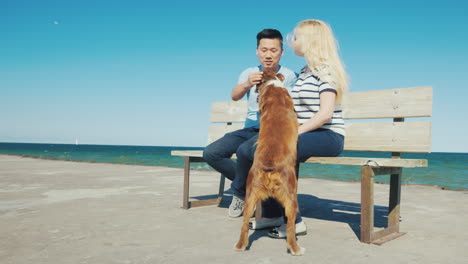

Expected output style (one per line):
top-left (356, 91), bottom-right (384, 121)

top-left (171, 150), bottom-right (427, 168)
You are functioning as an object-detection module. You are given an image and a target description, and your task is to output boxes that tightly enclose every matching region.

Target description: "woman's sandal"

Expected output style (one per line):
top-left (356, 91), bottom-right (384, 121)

top-left (267, 221), bottom-right (307, 239)
top-left (249, 217), bottom-right (284, 230)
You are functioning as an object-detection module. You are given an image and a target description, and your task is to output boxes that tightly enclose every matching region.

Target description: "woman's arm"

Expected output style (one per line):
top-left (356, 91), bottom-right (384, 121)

top-left (298, 91), bottom-right (336, 135)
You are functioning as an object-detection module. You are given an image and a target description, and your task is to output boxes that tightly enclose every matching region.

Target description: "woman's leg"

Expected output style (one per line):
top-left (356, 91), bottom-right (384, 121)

top-left (267, 129), bottom-right (344, 237)
top-left (293, 129), bottom-right (344, 223)
top-left (296, 129), bottom-right (344, 163)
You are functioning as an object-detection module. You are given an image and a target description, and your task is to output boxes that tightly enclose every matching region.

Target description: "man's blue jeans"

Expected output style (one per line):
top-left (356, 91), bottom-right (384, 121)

top-left (202, 127), bottom-right (259, 182)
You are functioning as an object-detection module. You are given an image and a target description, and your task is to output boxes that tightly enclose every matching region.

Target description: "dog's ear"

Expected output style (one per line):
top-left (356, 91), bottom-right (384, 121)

top-left (276, 73), bottom-right (285, 82)
top-left (261, 71), bottom-right (270, 82)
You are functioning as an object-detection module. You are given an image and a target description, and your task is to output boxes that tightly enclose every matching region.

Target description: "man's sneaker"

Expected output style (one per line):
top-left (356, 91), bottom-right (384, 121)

top-left (249, 217), bottom-right (284, 230)
top-left (267, 221), bottom-right (307, 239)
top-left (228, 195), bottom-right (244, 217)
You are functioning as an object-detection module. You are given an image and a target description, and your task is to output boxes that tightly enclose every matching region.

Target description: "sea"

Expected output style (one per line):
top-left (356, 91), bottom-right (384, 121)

top-left (0, 142), bottom-right (467, 191)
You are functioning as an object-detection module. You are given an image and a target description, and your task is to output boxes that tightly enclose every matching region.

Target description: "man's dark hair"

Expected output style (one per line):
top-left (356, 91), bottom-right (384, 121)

top-left (256, 29), bottom-right (283, 48)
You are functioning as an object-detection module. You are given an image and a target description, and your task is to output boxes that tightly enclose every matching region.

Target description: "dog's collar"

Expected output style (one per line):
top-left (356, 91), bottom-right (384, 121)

top-left (264, 78), bottom-right (284, 88)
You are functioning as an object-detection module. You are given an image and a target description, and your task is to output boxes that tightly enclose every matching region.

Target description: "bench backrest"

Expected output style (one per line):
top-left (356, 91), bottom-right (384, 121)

top-left (207, 86), bottom-right (433, 153)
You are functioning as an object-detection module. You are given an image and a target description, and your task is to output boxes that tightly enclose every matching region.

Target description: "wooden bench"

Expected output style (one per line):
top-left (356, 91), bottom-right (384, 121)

top-left (171, 86), bottom-right (432, 245)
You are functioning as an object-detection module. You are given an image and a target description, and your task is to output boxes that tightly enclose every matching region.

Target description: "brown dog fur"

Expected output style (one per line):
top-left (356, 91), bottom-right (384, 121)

top-left (234, 70), bottom-right (304, 255)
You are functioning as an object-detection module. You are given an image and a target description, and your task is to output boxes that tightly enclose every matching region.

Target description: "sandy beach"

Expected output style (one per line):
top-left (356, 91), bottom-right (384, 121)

top-left (0, 154), bottom-right (467, 263)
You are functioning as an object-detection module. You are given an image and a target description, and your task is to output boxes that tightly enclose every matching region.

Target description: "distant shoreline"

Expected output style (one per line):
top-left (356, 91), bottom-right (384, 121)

top-left (2, 154), bottom-right (466, 192)
top-left (1, 141), bottom-right (467, 154)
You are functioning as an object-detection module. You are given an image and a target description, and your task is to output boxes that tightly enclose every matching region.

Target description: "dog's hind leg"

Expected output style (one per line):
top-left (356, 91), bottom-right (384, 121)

top-left (275, 168), bottom-right (305, 256)
top-left (283, 195), bottom-right (305, 256)
top-left (234, 186), bottom-right (259, 251)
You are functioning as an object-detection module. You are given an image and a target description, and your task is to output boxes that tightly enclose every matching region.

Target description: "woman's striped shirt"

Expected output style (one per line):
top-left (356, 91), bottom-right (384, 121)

top-left (291, 67), bottom-right (345, 136)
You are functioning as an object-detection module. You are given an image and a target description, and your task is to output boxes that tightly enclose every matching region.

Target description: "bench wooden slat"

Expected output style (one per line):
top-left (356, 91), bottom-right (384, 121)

top-left (345, 121), bottom-right (432, 153)
top-left (206, 121), bottom-right (432, 153)
top-left (342, 86), bottom-right (433, 119)
top-left (207, 125), bottom-right (244, 144)
top-left (171, 150), bottom-right (203, 157)
top-left (210, 101), bottom-right (248, 123)
top-left (304, 157), bottom-right (427, 168)
top-left (208, 86), bottom-right (433, 123)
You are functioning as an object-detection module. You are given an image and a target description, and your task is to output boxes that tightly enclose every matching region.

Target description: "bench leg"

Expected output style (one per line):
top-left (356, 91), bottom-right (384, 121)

top-left (182, 157), bottom-right (191, 209)
top-left (182, 156), bottom-right (226, 209)
top-left (370, 168), bottom-right (407, 245)
top-left (189, 174), bottom-right (226, 208)
top-left (217, 174), bottom-right (226, 203)
top-left (360, 166), bottom-right (374, 243)
top-left (388, 168), bottom-right (402, 228)
top-left (360, 166), bottom-right (406, 245)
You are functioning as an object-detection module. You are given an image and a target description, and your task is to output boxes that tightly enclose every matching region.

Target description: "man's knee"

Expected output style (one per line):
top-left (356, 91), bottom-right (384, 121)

top-left (236, 142), bottom-right (254, 161)
top-left (202, 144), bottom-right (216, 162)
top-left (203, 139), bottom-right (233, 163)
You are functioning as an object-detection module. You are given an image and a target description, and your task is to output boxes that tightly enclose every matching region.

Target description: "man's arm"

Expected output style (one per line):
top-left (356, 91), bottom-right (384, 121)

top-left (231, 72), bottom-right (263, 101)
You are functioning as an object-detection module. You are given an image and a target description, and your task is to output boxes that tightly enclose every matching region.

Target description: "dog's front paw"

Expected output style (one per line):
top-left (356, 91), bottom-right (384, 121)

top-left (289, 246), bottom-right (305, 256)
top-left (234, 241), bottom-right (248, 252)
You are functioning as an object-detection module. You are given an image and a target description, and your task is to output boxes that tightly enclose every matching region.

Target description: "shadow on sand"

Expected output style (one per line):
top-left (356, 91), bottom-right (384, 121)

top-left (192, 192), bottom-right (389, 243)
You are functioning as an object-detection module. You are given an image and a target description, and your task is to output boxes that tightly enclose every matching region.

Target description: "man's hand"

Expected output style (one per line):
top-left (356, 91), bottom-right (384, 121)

top-left (248, 71), bottom-right (263, 86)
top-left (231, 71), bottom-right (264, 101)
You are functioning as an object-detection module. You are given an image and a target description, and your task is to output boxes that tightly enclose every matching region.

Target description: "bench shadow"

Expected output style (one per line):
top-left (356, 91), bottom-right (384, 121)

top-left (191, 193), bottom-right (389, 241)
top-left (297, 193), bottom-right (388, 240)
top-left (190, 190), bottom-right (233, 209)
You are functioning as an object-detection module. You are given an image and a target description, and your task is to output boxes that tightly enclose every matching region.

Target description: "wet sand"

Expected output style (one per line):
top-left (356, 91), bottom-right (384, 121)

top-left (0, 155), bottom-right (467, 263)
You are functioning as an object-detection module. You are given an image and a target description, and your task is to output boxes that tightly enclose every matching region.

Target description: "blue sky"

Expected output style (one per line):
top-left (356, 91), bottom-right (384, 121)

top-left (1, 0), bottom-right (467, 152)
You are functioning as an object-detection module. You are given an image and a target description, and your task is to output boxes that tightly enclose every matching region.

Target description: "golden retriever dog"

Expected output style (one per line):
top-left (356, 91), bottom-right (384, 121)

top-left (234, 70), bottom-right (304, 256)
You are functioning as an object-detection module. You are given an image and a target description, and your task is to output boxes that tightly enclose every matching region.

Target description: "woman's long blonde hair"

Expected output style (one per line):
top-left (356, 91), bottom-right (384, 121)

top-left (289, 19), bottom-right (349, 103)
